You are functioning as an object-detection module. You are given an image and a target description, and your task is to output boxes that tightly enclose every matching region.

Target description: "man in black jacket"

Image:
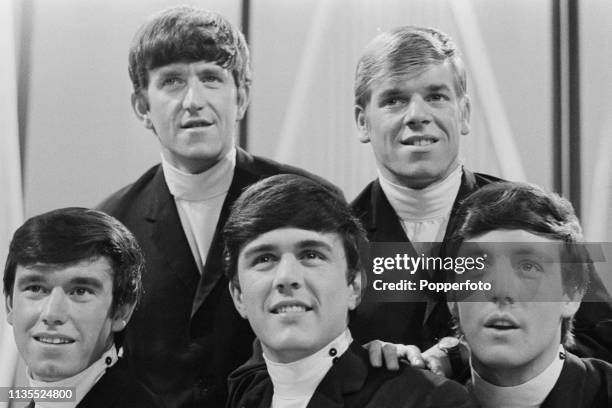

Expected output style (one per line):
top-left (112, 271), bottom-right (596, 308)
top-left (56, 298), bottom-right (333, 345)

top-left (4, 208), bottom-right (161, 408)
top-left (350, 25), bottom-right (612, 373)
top-left (98, 6), bottom-right (338, 407)
top-left (445, 182), bottom-right (612, 407)
top-left (225, 174), bottom-right (473, 408)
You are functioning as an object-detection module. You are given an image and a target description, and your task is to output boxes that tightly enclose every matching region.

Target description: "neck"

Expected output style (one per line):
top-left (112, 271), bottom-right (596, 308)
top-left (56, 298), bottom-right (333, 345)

top-left (472, 342), bottom-right (561, 386)
top-left (161, 146), bottom-right (233, 174)
top-left (383, 160), bottom-right (460, 189)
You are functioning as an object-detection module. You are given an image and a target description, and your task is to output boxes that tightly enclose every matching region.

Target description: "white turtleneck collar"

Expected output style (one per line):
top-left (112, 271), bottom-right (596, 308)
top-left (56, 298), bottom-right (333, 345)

top-left (28, 345), bottom-right (118, 408)
top-left (264, 329), bottom-right (352, 408)
top-left (470, 345), bottom-right (566, 408)
top-left (378, 163), bottom-right (463, 221)
top-left (162, 147), bottom-right (236, 201)
top-left (378, 164), bottom-right (463, 244)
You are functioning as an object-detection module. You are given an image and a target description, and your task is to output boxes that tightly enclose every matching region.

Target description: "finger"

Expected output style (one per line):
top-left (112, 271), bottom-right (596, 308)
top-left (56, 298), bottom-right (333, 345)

top-left (382, 343), bottom-right (400, 371)
top-left (402, 345), bottom-right (426, 368)
top-left (363, 340), bottom-right (383, 367)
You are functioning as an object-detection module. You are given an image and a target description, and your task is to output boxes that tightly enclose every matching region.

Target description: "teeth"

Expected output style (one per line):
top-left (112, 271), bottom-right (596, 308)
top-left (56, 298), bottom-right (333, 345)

top-left (413, 138), bottom-right (435, 146)
top-left (37, 336), bottom-right (73, 344)
top-left (276, 305), bottom-right (307, 314)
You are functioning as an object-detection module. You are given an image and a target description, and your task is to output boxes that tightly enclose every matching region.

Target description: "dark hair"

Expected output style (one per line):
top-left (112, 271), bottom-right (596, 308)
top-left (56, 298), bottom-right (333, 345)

top-left (223, 174), bottom-right (367, 293)
top-left (355, 26), bottom-right (466, 108)
top-left (4, 207), bottom-right (144, 316)
top-left (445, 182), bottom-right (591, 346)
top-left (128, 5), bottom-right (251, 94)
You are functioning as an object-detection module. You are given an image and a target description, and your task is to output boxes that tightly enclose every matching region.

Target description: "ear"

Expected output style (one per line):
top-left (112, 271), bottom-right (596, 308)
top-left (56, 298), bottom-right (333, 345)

top-left (6, 295), bottom-right (13, 326)
top-left (447, 301), bottom-right (459, 319)
top-left (110, 303), bottom-right (136, 333)
top-left (347, 272), bottom-right (363, 311)
top-left (561, 288), bottom-right (584, 318)
top-left (236, 84), bottom-right (251, 121)
top-left (354, 105), bottom-right (370, 143)
top-left (131, 92), bottom-right (154, 130)
top-left (459, 95), bottom-right (471, 135)
top-left (229, 281), bottom-right (248, 319)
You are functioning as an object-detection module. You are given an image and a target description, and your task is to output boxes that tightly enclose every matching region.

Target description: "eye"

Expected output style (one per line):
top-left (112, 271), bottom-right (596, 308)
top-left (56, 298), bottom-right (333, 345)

top-left (426, 93), bottom-right (449, 102)
top-left (70, 287), bottom-right (94, 298)
top-left (300, 250), bottom-right (326, 264)
top-left (517, 261), bottom-right (543, 276)
top-left (24, 285), bottom-right (45, 294)
top-left (251, 254), bottom-right (277, 268)
top-left (382, 97), bottom-right (406, 107)
top-left (161, 77), bottom-right (185, 89)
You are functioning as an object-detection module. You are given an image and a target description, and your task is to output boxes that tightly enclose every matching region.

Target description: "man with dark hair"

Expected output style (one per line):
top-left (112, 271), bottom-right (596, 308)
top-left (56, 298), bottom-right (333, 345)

top-left (4, 207), bottom-right (161, 407)
top-left (445, 182), bottom-right (612, 407)
top-left (98, 6), bottom-right (339, 407)
top-left (350, 25), bottom-right (612, 373)
top-left (225, 174), bottom-right (473, 408)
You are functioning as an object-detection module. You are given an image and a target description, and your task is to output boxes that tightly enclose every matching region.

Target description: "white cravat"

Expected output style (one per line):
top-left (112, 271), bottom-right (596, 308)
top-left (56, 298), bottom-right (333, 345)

top-left (470, 345), bottom-right (565, 408)
top-left (378, 164), bottom-right (463, 245)
top-left (28, 346), bottom-right (118, 408)
top-left (162, 148), bottom-right (236, 274)
top-left (265, 329), bottom-right (352, 408)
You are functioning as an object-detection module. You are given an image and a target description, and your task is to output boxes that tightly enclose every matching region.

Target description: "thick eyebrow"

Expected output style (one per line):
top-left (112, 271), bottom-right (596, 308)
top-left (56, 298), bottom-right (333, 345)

top-left (295, 239), bottom-right (333, 253)
top-left (425, 84), bottom-right (452, 93)
top-left (15, 273), bottom-right (45, 287)
top-left (241, 239), bottom-right (334, 259)
top-left (377, 88), bottom-right (405, 101)
top-left (241, 244), bottom-right (278, 260)
top-left (68, 277), bottom-right (104, 290)
top-left (511, 247), bottom-right (556, 263)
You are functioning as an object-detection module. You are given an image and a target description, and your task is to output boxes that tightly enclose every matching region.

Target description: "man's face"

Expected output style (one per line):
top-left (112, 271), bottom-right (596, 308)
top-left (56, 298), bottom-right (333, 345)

top-left (453, 230), bottom-right (580, 385)
top-left (355, 62), bottom-right (469, 189)
top-left (231, 228), bottom-right (361, 363)
top-left (6, 257), bottom-right (126, 381)
top-left (135, 61), bottom-right (249, 174)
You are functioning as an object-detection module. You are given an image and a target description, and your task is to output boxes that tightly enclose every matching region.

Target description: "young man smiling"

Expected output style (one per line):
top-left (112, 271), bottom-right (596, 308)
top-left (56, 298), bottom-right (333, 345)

top-left (98, 6), bottom-right (338, 407)
top-left (224, 174), bottom-right (473, 408)
top-left (4, 207), bottom-right (161, 407)
top-left (446, 182), bottom-right (612, 407)
top-left (349, 26), bottom-right (612, 374)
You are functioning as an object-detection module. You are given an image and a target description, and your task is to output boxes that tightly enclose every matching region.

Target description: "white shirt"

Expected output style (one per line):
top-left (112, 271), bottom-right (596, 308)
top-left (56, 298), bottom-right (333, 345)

top-left (28, 346), bottom-right (118, 408)
top-left (378, 164), bottom-right (463, 246)
top-left (470, 346), bottom-right (566, 408)
top-left (162, 148), bottom-right (236, 274)
top-left (265, 329), bottom-right (353, 408)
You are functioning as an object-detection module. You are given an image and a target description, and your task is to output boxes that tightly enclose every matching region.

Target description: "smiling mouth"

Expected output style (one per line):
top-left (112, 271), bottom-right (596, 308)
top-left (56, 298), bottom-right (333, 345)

top-left (34, 336), bottom-right (75, 345)
top-left (401, 135), bottom-right (439, 146)
top-left (270, 304), bottom-right (313, 314)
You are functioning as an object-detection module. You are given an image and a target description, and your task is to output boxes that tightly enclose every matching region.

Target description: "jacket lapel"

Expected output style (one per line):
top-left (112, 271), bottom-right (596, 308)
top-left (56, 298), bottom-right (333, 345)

top-left (307, 344), bottom-right (369, 408)
top-left (146, 166), bottom-right (200, 291)
top-left (191, 148), bottom-right (261, 317)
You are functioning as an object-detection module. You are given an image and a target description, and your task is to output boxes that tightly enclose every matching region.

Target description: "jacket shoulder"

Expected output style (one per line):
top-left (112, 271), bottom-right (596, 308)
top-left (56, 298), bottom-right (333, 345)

top-left (350, 180), bottom-right (377, 216)
top-left (244, 153), bottom-right (344, 199)
top-left (96, 164), bottom-right (161, 217)
top-left (369, 364), bottom-right (474, 407)
top-left (226, 358), bottom-right (270, 408)
top-left (79, 359), bottom-right (165, 408)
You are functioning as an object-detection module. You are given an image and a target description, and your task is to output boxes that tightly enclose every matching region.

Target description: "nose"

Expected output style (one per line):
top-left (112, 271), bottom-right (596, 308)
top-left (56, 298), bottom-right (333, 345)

top-left (272, 255), bottom-right (305, 293)
top-left (404, 96), bottom-right (431, 129)
top-left (486, 258), bottom-right (520, 305)
top-left (40, 288), bottom-right (69, 326)
top-left (182, 78), bottom-right (205, 113)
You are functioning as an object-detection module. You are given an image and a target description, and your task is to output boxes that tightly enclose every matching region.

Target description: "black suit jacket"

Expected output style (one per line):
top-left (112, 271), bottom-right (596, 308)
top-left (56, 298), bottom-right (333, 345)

top-left (26, 359), bottom-right (163, 408)
top-left (227, 342), bottom-right (474, 408)
top-left (350, 170), bottom-right (612, 361)
top-left (541, 352), bottom-right (612, 408)
top-left (99, 148), bottom-right (340, 408)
